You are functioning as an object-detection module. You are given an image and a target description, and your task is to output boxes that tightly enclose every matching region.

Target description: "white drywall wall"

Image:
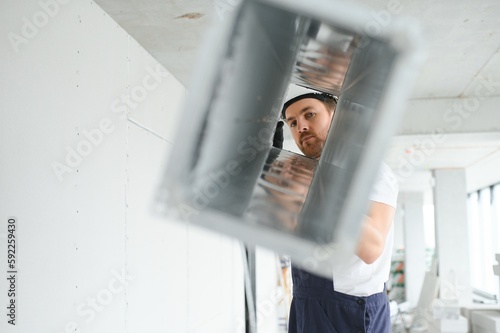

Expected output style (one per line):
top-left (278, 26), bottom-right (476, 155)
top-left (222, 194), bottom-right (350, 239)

top-left (0, 1), bottom-right (244, 332)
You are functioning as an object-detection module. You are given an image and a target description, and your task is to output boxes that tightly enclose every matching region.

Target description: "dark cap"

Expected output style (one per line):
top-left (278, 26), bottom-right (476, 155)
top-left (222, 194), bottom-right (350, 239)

top-left (281, 92), bottom-right (336, 119)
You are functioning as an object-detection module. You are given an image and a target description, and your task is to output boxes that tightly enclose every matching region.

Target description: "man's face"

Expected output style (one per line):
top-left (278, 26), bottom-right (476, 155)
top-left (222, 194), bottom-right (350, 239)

top-left (284, 98), bottom-right (334, 158)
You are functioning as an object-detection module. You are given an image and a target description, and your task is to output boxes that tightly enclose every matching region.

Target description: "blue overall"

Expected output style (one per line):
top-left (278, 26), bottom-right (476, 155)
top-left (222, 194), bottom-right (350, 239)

top-left (288, 266), bottom-right (391, 333)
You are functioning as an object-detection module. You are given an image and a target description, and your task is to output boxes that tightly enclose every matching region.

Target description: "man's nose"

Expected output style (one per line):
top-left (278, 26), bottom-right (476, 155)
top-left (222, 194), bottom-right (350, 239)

top-left (297, 120), bottom-right (308, 133)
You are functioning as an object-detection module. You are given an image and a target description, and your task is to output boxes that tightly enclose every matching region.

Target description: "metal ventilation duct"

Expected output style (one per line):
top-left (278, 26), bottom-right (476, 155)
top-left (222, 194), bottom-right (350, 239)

top-left (155, 0), bottom-right (422, 277)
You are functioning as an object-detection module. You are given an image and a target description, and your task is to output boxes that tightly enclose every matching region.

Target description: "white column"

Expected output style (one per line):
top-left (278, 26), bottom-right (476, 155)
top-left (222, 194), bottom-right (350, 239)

top-left (402, 192), bottom-right (426, 307)
top-left (393, 203), bottom-right (405, 251)
top-left (433, 169), bottom-right (472, 305)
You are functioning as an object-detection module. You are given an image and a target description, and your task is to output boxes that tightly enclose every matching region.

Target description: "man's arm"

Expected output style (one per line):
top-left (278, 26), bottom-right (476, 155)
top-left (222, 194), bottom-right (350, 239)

top-left (356, 201), bottom-right (395, 265)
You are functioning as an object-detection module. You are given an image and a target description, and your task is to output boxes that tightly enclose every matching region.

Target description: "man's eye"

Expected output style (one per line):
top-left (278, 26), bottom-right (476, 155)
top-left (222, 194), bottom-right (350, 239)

top-left (305, 112), bottom-right (315, 119)
top-left (290, 121), bottom-right (296, 127)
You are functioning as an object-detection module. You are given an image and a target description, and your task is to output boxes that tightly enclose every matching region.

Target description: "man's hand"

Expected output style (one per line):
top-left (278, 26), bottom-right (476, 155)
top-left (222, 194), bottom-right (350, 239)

top-left (356, 201), bottom-right (395, 264)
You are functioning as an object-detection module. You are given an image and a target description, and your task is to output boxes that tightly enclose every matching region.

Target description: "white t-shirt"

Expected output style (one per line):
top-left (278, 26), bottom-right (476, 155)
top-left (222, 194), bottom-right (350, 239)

top-left (332, 163), bottom-right (399, 296)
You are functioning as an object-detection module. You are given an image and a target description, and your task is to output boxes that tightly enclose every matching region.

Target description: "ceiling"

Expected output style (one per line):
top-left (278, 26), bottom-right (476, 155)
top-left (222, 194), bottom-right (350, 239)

top-left (94, 0), bottom-right (500, 192)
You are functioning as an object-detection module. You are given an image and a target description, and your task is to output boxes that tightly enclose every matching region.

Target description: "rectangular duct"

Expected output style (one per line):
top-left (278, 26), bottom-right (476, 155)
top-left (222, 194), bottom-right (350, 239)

top-left (155, 0), bottom-right (422, 277)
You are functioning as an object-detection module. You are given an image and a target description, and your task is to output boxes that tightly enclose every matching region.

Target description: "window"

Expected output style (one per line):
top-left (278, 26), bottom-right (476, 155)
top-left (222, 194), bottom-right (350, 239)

top-left (468, 183), bottom-right (500, 299)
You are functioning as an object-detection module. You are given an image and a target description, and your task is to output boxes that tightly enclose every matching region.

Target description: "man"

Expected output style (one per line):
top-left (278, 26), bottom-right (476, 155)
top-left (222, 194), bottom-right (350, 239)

top-left (281, 92), bottom-right (397, 333)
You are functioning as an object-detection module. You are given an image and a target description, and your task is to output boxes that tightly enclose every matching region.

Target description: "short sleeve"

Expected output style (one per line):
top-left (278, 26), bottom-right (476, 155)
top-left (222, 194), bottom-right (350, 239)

top-left (369, 163), bottom-right (399, 208)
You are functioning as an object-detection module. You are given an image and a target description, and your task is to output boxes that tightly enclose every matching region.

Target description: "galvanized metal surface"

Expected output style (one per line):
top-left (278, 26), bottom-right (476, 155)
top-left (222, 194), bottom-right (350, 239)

top-left (156, 0), bottom-right (421, 278)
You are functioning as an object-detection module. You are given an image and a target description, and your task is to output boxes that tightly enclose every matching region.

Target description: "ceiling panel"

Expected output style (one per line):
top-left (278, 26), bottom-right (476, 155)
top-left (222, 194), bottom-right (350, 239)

top-left (462, 48), bottom-right (500, 97)
top-left (385, 146), bottom-right (498, 170)
top-left (94, 0), bottom-right (500, 96)
top-left (348, 0), bottom-right (500, 99)
top-left (93, 0), bottom-right (500, 191)
top-left (95, 0), bottom-right (217, 85)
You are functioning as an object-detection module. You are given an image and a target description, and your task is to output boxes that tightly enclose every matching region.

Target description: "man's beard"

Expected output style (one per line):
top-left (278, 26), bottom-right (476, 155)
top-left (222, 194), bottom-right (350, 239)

top-left (300, 136), bottom-right (325, 159)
